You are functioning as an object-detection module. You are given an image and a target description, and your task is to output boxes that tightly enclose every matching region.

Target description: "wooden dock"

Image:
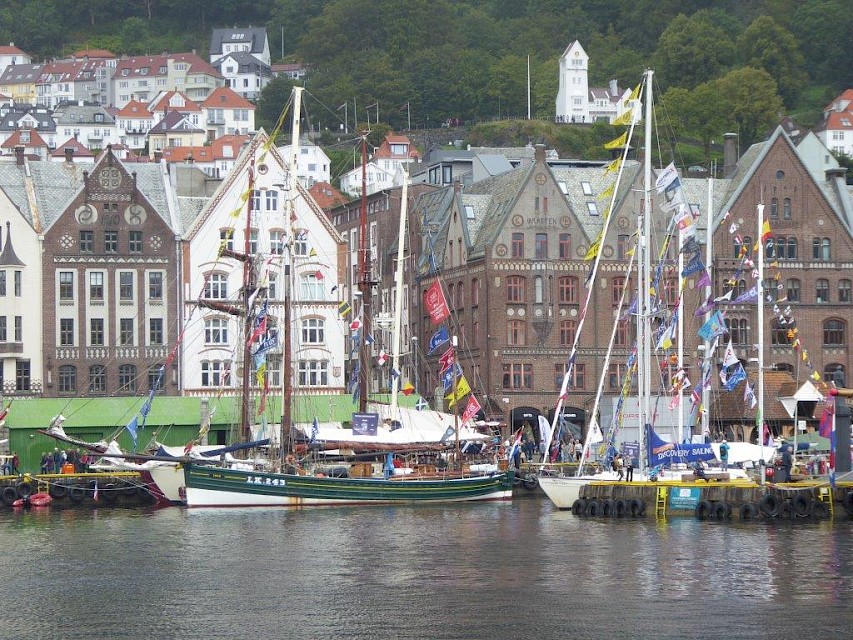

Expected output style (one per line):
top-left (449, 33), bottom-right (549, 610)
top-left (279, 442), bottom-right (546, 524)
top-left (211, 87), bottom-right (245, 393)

top-left (1, 471), bottom-right (160, 509)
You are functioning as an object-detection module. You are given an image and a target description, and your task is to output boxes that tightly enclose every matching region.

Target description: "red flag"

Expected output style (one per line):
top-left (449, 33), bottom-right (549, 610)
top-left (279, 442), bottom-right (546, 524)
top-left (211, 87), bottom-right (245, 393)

top-left (818, 402), bottom-right (834, 439)
top-left (423, 281), bottom-right (450, 325)
top-left (438, 346), bottom-right (455, 373)
top-left (461, 395), bottom-right (481, 425)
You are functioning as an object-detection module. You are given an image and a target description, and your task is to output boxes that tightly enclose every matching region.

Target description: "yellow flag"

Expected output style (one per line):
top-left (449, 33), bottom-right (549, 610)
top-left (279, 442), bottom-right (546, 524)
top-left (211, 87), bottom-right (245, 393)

top-left (599, 182), bottom-right (615, 200)
top-left (604, 158), bottom-right (622, 175)
top-left (309, 247), bottom-right (317, 257)
top-left (445, 376), bottom-right (471, 407)
top-left (604, 131), bottom-right (627, 150)
top-left (811, 371), bottom-right (821, 381)
top-left (584, 238), bottom-right (601, 261)
top-left (629, 82), bottom-right (642, 102)
top-left (612, 109), bottom-right (634, 126)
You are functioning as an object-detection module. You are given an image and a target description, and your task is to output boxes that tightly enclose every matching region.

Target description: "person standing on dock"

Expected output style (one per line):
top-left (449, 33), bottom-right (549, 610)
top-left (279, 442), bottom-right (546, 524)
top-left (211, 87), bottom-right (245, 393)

top-left (719, 440), bottom-right (730, 472)
top-left (625, 457), bottom-right (634, 482)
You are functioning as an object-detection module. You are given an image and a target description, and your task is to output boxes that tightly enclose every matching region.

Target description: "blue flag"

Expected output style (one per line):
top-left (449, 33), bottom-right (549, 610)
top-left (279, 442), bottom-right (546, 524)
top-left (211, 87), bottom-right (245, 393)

top-left (697, 311), bottom-right (727, 341)
top-left (724, 364), bottom-right (746, 391)
top-left (428, 326), bottom-right (450, 354)
top-left (126, 415), bottom-right (139, 452)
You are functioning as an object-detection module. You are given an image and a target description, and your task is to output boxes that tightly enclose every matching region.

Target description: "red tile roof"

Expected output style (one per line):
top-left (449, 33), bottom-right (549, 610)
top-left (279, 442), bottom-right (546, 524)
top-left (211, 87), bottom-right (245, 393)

top-left (0, 45), bottom-right (28, 56)
top-left (71, 49), bottom-right (115, 59)
top-left (51, 138), bottom-right (95, 157)
top-left (113, 53), bottom-right (221, 79)
top-left (310, 181), bottom-right (348, 210)
top-left (160, 134), bottom-right (251, 162)
top-left (115, 99), bottom-right (154, 118)
top-left (201, 86), bottom-right (255, 109)
top-left (1, 129), bottom-right (48, 149)
top-left (149, 91), bottom-right (202, 113)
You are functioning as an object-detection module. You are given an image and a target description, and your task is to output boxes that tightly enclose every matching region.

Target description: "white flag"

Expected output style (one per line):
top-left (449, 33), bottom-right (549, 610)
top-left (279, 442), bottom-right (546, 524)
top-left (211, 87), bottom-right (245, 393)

top-left (722, 339), bottom-right (740, 368)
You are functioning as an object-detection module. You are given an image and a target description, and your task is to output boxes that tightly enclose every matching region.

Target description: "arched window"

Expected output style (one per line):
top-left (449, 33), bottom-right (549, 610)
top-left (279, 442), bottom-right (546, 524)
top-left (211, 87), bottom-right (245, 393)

top-left (813, 237), bottom-right (831, 260)
top-left (770, 197), bottom-right (778, 219)
top-left (816, 278), bottom-right (830, 303)
top-left (664, 277), bottom-right (677, 306)
top-left (511, 232), bottom-right (524, 258)
top-left (736, 279), bottom-right (747, 298)
top-left (823, 319), bottom-right (845, 346)
top-left (786, 278), bottom-right (800, 302)
top-left (58, 365), bottom-right (76, 394)
top-left (506, 276), bottom-right (525, 303)
top-left (558, 233), bottom-right (572, 259)
top-left (301, 318), bottom-right (325, 344)
top-left (786, 237), bottom-right (797, 259)
top-left (203, 273), bottom-right (228, 299)
top-left (471, 278), bottom-right (479, 306)
top-left (839, 279), bottom-right (852, 303)
top-left (559, 319), bottom-right (576, 346)
top-left (301, 273), bottom-right (324, 300)
top-left (726, 318), bottom-right (748, 345)
top-left (534, 276), bottom-right (543, 304)
top-left (89, 365), bottom-right (106, 394)
top-left (457, 281), bottom-right (464, 308)
top-left (118, 364), bottom-right (137, 393)
top-left (770, 319), bottom-right (788, 346)
top-left (783, 198), bottom-right (792, 219)
top-left (612, 276), bottom-right (626, 306)
top-left (204, 317), bottom-right (229, 344)
top-left (558, 276), bottom-right (578, 303)
top-left (507, 320), bottom-right (526, 346)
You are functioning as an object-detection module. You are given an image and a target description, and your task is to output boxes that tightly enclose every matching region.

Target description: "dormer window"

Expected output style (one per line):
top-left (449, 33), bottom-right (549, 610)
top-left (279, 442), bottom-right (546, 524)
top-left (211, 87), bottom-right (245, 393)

top-left (581, 181), bottom-right (593, 195)
top-left (140, 67), bottom-right (149, 75)
top-left (159, 66), bottom-right (167, 74)
top-left (121, 69), bottom-right (129, 76)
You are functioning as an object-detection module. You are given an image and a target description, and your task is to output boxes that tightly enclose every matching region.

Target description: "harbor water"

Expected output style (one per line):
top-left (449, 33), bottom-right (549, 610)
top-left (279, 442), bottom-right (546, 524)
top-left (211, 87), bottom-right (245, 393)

top-left (1, 499), bottom-right (850, 640)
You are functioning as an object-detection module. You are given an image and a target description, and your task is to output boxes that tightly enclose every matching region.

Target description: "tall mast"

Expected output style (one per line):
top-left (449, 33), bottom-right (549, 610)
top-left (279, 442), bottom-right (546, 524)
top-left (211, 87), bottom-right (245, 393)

top-left (357, 133), bottom-right (371, 413)
top-left (756, 202), bottom-right (766, 462)
top-left (638, 68), bottom-right (654, 472)
top-left (389, 174), bottom-right (409, 419)
top-left (701, 169), bottom-right (714, 439)
top-left (281, 86), bottom-right (302, 458)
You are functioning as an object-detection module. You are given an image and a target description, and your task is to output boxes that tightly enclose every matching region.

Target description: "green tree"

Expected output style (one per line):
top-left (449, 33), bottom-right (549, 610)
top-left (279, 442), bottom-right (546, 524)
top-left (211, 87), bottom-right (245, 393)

top-left (792, 0), bottom-right (853, 90)
top-left (653, 13), bottom-right (735, 90)
top-left (713, 67), bottom-right (784, 148)
top-left (736, 16), bottom-right (807, 107)
top-left (267, 0), bottom-right (326, 60)
top-left (660, 83), bottom-right (727, 164)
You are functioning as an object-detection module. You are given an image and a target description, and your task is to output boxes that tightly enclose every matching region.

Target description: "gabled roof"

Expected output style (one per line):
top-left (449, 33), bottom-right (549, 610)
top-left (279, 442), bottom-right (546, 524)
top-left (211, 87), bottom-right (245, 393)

top-left (711, 370), bottom-right (799, 422)
top-left (51, 137), bottom-right (95, 158)
top-left (212, 52), bottom-right (272, 73)
top-left (0, 62), bottom-right (44, 84)
top-left (373, 133), bottom-right (420, 161)
top-left (52, 104), bottom-right (115, 125)
top-left (310, 181), bottom-right (348, 210)
top-left (149, 110), bottom-right (204, 134)
top-left (209, 28), bottom-right (268, 55)
top-left (1, 129), bottom-right (48, 149)
top-left (0, 45), bottom-right (29, 56)
top-left (201, 86), bottom-right (255, 109)
top-left (715, 126), bottom-right (852, 236)
top-left (115, 99), bottom-right (154, 119)
top-left (70, 49), bottom-right (115, 59)
top-left (161, 134), bottom-right (250, 163)
top-left (149, 91), bottom-right (201, 114)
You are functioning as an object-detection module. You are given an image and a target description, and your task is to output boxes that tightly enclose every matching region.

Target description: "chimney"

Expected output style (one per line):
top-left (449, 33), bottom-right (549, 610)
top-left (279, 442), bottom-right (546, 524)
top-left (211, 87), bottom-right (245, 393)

top-left (154, 150), bottom-right (162, 162)
top-left (64, 147), bottom-right (75, 163)
top-left (534, 143), bottom-right (546, 163)
top-left (14, 145), bottom-right (24, 166)
top-left (722, 133), bottom-right (738, 178)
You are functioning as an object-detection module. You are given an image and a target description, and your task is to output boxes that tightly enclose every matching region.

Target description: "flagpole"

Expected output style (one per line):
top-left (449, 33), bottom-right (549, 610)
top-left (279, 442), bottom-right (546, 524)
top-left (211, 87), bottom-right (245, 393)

top-left (407, 102), bottom-right (411, 131)
top-left (639, 68), bottom-right (654, 475)
top-left (452, 335), bottom-right (461, 471)
top-left (527, 55), bottom-right (531, 120)
top-left (345, 101), bottom-right (349, 134)
top-left (757, 202), bottom-right (766, 485)
top-left (389, 171), bottom-right (409, 421)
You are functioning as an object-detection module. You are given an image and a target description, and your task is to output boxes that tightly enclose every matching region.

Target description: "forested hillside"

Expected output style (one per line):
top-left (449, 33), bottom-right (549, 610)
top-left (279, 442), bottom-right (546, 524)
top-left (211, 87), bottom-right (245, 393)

top-left (1, 0), bottom-right (850, 154)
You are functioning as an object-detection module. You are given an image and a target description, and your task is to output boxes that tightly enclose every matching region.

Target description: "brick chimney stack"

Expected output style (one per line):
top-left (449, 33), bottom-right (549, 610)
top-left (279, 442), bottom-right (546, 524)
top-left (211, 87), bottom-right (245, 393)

top-left (64, 147), bottom-right (75, 163)
top-left (723, 133), bottom-right (738, 178)
top-left (14, 145), bottom-right (24, 166)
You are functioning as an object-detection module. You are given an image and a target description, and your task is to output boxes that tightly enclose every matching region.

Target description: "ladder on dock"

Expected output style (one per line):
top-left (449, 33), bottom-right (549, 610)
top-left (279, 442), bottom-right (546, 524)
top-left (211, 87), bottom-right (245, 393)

top-left (817, 486), bottom-right (834, 519)
top-left (655, 486), bottom-right (668, 519)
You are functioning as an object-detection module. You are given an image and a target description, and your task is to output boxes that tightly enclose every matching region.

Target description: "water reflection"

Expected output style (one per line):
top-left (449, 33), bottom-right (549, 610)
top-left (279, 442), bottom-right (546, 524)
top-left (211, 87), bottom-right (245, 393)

top-left (1, 501), bottom-right (850, 639)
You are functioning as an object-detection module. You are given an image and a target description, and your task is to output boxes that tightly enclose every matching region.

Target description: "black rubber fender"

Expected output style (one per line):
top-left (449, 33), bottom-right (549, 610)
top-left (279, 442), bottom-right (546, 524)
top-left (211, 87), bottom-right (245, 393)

top-left (614, 499), bottom-right (627, 517)
top-left (585, 499), bottom-right (601, 516)
top-left (695, 499), bottom-right (713, 520)
top-left (628, 498), bottom-right (643, 517)
top-left (712, 502), bottom-right (731, 520)
top-left (522, 474), bottom-right (538, 491)
top-left (791, 493), bottom-right (810, 517)
top-left (779, 499), bottom-right (794, 519)
top-left (48, 482), bottom-right (67, 499)
top-left (843, 491), bottom-right (853, 514)
top-left (571, 498), bottom-right (587, 516)
top-left (809, 500), bottom-right (830, 520)
top-left (68, 486), bottom-right (85, 502)
top-left (602, 499), bottom-right (614, 517)
top-left (636, 500), bottom-right (647, 516)
top-left (739, 502), bottom-right (759, 520)
top-left (1, 486), bottom-right (17, 506)
top-left (15, 481), bottom-right (33, 500)
top-left (759, 493), bottom-right (781, 517)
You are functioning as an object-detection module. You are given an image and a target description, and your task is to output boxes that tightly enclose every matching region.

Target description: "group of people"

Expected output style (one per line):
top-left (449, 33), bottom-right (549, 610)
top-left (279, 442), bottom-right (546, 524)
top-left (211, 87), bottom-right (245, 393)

top-left (611, 453), bottom-right (634, 481)
top-left (0, 452), bottom-right (19, 476)
top-left (39, 448), bottom-right (90, 474)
